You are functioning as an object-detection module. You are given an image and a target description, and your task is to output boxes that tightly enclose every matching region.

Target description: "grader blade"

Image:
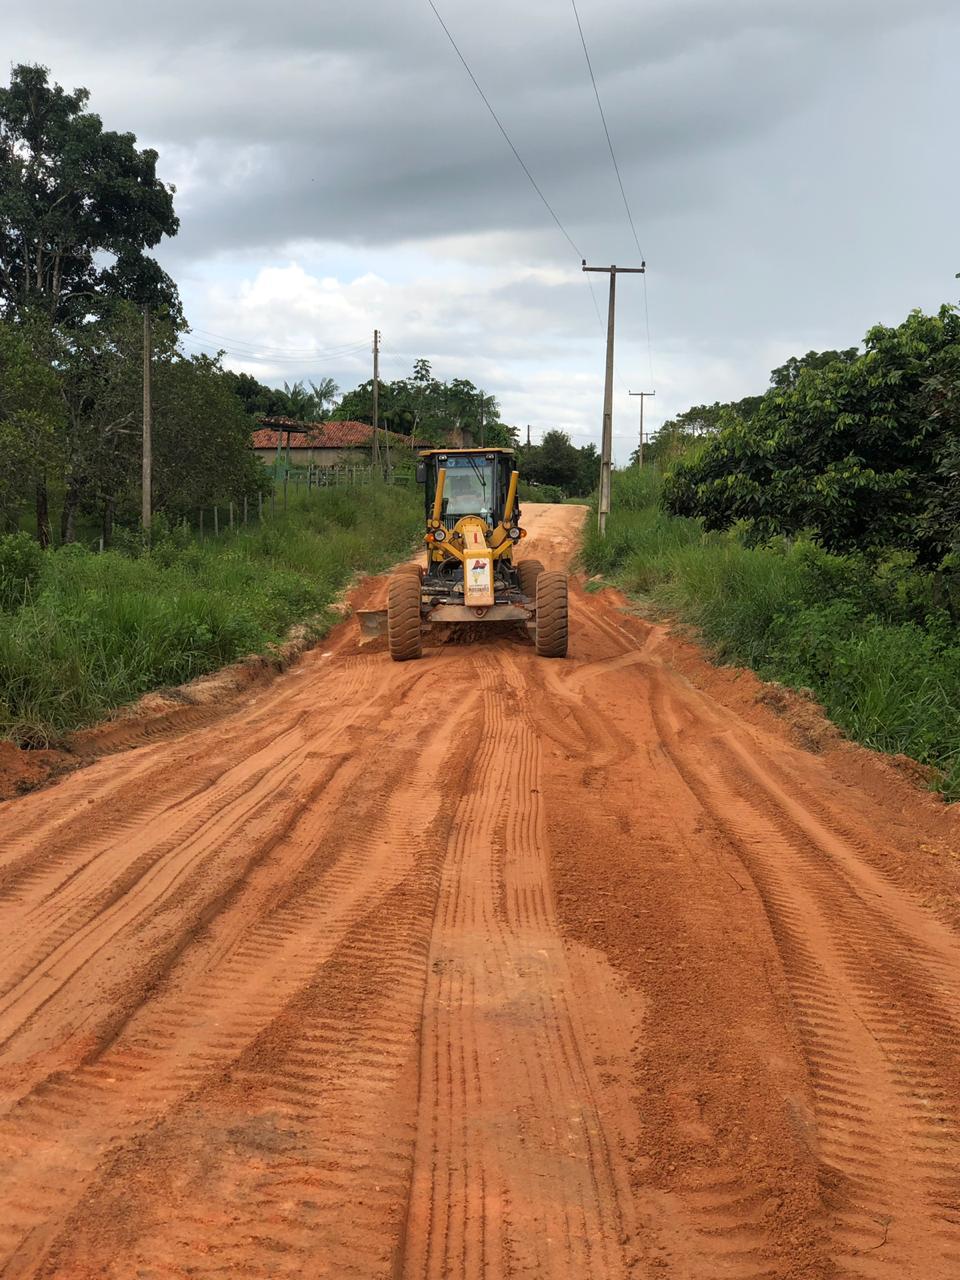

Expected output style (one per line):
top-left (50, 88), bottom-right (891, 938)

top-left (357, 608), bottom-right (388, 640)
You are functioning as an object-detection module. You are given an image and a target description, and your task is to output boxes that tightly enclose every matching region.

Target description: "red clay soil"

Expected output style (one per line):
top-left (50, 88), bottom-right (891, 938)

top-left (0, 504), bottom-right (959, 1279)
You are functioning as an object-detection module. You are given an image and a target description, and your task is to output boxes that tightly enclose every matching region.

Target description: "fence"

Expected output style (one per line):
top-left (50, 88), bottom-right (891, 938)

top-left (86, 464), bottom-right (412, 552)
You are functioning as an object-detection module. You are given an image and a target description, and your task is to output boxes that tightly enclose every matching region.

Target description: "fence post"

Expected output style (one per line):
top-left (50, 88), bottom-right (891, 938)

top-left (244, 495), bottom-right (249, 525)
top-left (259, 491), bottom-right (264, 521)
top-left (200, 508), bottom-right (204, 539)
top-left (283, 472), bottom-right (288, 510)
top-left (214, 506), bottom-right (219, 536)
top-left (229, 501), bottom-right (235, 531)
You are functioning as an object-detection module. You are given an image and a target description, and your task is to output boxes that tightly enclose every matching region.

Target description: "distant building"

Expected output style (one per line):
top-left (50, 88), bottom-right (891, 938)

top-left (251, 418), bottom-right (412, 468)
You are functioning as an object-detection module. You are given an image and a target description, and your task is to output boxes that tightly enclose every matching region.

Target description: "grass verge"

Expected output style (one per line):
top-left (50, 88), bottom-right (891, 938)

top-left (583, 468), bottom-right (960, 800)
top-left (0, 483), bottom-right (421, 744)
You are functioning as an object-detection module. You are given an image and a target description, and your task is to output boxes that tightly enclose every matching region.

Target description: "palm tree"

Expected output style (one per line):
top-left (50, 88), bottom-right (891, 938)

top-left (282, 380), bottom-right (315, 421)
top-left (310, 377), bottom-right (340, 419)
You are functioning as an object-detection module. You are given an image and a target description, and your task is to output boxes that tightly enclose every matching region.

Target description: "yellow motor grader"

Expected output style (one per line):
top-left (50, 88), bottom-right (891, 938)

top-left (359, 448), bottom-right (568, 661)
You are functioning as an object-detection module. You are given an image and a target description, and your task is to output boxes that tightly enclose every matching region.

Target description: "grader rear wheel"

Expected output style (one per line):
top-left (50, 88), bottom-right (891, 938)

top-left (517, 559), bottom-right (544, 600)
top-left (387, 572), bottom-right (422, 662)
top-left (535, 571), bottom-right (568, 658)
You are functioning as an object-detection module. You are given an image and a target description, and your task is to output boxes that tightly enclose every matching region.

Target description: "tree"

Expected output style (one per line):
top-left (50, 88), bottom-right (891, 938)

top-left (769, 348), bottom-right (859, 390)
top-left (153, 353), bottom-right (268, 518)
top-left (225, 371), bottom-right (290, 419)
top-left (522, 430), bottom-right (582, 493)
top-left (311, 376), bottom-right (340, 418)
top-left (333, 360), bottom-right (508, 446)
top-left (1, 63), bottom-right (181, 543)
top-left (0, 63), bottom-right (180, 324)
top-left (662, 306), bottom-right (960, 568)
top-left (56, 303), bottom-right (154, 545)
top-left (0, 318), bottom-right (62, 534)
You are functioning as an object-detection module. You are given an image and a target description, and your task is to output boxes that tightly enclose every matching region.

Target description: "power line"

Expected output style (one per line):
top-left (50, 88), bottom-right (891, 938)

top-left (570, 0), bottom-right (654, 385)
top-left (570, 0), bottom-right (644, 262)
top-left (180, 337), bottom-right (370, 366)
top-left (187, 328), bottom-right (370, 358)
top-left (425, 0), bottom-right (583, 261)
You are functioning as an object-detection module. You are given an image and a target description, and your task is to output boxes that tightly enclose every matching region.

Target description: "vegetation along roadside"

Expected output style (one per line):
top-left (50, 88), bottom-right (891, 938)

top-left (585, 305), bottom-right (960, 801)
top-left (0, 485), bottom-right (420, 745)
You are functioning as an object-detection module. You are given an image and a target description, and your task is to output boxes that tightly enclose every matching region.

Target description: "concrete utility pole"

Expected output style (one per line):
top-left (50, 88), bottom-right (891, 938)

top-left (372, 328), bottom-right (382, 471)
top-left (582, 260), bottom-right (645, 535)
top-left (629, 389), bottom-right (656, 469)
top-left (142, 305), bottom-right (152, 533)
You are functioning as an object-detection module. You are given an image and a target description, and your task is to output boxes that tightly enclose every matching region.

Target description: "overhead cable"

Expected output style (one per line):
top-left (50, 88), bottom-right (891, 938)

top-left (187, 328), bottom-right (370, 359)
top-left (425, 0), bottom-right (583, 261)
top-left (570, 0), bottom-right (644, 261)
top-left (570, 0), bottom-right (655, 383)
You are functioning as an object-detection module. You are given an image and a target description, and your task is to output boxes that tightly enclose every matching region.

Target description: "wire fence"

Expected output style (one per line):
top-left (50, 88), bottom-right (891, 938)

top-left (86, 464), bottom-right (413, 552)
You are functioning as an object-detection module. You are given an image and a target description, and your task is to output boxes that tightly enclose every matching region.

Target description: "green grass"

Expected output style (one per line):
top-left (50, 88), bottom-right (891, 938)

top-left (0, 483), bottom-right (421, 744)
top-left (583, 469), bottom-right (960, 799)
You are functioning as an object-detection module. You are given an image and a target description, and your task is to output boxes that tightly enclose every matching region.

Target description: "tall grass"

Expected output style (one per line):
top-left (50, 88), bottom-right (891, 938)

top-left (0, 483), bottom-right (421, 743)
top-left (584, 469), bottom-right (960, 798)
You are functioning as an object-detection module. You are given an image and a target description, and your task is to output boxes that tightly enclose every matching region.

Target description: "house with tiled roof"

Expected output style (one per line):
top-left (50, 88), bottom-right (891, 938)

top-left (251, 418), bottom-right (413, 468)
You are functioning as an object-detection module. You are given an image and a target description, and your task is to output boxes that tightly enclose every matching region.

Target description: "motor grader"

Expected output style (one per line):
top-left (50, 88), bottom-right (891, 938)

top-left (359, 447), bottom-right (568, 661)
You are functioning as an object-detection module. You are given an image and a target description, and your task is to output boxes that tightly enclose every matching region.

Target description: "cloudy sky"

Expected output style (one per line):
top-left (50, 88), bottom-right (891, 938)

top-left (7, 0), bottom-right (959, 456)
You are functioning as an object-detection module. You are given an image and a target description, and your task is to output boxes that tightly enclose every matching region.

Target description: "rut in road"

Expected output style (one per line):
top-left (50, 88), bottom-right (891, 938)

top-left (401, 651), bottom-right (640, 1278)
top-left (1, 502), bottom-right (960, 1280)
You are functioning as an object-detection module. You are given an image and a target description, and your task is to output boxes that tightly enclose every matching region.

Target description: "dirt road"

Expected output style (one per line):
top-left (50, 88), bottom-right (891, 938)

top-left (2, 503), bottom-right (960, 1279)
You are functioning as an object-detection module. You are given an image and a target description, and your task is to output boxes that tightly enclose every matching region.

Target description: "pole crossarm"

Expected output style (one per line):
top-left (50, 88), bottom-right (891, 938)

top-left (581, 263), bottom-right (646, 274)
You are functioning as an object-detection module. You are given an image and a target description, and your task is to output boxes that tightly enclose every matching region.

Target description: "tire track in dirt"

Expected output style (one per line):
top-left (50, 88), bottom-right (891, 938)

top-left (400, 646), bottom-right (642, 1278)
top-left (0, 670), bottom-right (470, 1277)
top-left (647, 672), bottom-right (960, 1276)
top-left (528, 608), bottom-right (820, 1279)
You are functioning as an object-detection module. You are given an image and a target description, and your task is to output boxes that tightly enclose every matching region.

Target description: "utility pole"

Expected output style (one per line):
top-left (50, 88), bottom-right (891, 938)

top-left (526, 423), bottom-right (531, 447)
top-left (582, 260), bottom-right (645, 535)
top-left (142, 305), bottom-right (152, 533)
top-left (372, 328), bottom-right (382, 472)
top-left (628, 389), bottom-right (656, 468)
top-left (478, 389), bottom-right (485, 446)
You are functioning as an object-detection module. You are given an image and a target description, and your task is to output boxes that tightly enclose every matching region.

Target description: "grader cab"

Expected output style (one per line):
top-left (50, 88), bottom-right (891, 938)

top-left (360, 448), bottom-right (568, 661)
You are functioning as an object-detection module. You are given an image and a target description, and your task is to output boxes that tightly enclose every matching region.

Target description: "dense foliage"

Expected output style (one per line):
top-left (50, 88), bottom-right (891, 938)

top-left (0, 64), bottom-right (179, 324)
top-left (333, 358), bottom-right (514, 445)
top-left (520, 430), bottom-right (599, 497)
top-left (662, 308), bottom-right (960, 568)
top-left (0, 484), bottom-right (421, 743)
top-left (584, 468), bottom-right (960, 799)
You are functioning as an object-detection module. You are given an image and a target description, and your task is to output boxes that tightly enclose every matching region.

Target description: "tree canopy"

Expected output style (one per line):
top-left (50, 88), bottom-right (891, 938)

top-left (0, 63), bottom-right (180, 323)
top-left (661, 307), bottom-right (960, 567)
top-left (333, 360), bottom-right (513, 445)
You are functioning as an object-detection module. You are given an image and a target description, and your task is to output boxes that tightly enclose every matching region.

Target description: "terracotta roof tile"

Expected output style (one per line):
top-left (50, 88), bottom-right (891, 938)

top-left (251, 419), bottom-right (412, 450)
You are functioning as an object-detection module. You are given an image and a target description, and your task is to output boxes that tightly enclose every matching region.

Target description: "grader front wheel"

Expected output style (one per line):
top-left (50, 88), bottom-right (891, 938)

top-left (387, 572), bottom-right (422, 662)
top-left (535, 571), bottom-right (568, 658)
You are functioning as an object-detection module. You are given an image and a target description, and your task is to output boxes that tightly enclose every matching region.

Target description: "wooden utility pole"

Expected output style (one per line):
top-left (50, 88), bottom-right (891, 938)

top-left (372, 328), bottom-right (382, 472)
top-left (582, 260), bottom-right (645, 535)
top-left (478, 389), bottom-right (485, 446)
top-left (629, 389), bottom-right (656, 468)
top-left (142, 305), bottom-right (152, 532)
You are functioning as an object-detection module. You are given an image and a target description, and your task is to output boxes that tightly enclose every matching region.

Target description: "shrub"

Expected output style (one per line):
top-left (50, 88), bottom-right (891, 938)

top-left (0, 532), bottom-right (43, 611)
top-left (0, 482), bottom-right (421, 741)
